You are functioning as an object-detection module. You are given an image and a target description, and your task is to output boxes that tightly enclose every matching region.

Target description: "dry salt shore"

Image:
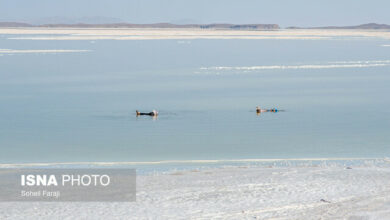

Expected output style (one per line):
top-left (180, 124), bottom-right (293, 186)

top-left (0, 49), bottom-right (90, 54)
top-left (0, 28), bottom-right (389, 40)
top-left (1, 161), bottom-right (390, 219)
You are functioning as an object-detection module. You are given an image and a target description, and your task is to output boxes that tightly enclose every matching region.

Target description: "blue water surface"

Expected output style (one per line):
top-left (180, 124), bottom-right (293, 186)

top-left (0, 37), bottom-right (389, 163)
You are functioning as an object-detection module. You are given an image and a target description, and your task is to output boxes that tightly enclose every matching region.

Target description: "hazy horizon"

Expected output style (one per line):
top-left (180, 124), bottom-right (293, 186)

top-left (1, 0), bottom-right (390, 27)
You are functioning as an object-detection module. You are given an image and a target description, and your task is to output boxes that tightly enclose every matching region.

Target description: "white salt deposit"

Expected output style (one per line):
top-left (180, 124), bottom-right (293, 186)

top-left (0, 49), bottom-right (90, 54)
top-left (1, 160), bottom-right (390, 219)
top-left (0, 28), bottom-right (389, 40)
top-left (199, 60), bottom-right (390, 74)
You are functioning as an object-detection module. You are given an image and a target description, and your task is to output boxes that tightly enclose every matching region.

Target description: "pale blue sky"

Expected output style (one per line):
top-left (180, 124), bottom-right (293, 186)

top-left (1, 0), bottom-right (389, 27)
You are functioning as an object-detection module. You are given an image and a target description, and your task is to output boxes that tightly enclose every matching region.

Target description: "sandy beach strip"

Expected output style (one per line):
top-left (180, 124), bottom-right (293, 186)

top-left (1, 160), bottom-right (390, 219)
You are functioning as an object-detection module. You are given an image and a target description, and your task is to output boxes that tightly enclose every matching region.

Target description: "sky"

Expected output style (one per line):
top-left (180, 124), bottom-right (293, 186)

top-left (1, 0), bottom-right (390, 27)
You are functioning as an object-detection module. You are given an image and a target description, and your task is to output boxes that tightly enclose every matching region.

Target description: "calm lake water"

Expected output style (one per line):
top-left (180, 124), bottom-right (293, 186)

top-left (0, 37), bottom-right (389, 163)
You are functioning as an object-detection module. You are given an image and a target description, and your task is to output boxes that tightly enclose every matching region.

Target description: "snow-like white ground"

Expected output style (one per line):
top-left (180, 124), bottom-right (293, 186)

top-left (1, 162), bottom-right (390, 219)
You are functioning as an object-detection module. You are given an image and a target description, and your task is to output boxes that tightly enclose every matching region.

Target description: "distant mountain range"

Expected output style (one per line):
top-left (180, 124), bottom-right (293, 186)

top-left (0, 22), bottom-right (279, 29)
top-left (0, 16), bottom-right (123, 25)
top-left (287, 23), bottom-right (390, 29)
top-left (0, 22), bottom-right (389, 30)
top-left (0, 22), bottom-right (34, 27)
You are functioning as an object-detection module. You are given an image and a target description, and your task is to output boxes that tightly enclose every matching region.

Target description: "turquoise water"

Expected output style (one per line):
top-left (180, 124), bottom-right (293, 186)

top-left (0, 38), bottom-right (389, 163)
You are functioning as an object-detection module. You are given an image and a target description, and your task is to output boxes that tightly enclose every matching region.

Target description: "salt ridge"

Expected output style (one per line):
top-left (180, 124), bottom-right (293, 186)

top-left (200, 60), bottom-right (390, 72)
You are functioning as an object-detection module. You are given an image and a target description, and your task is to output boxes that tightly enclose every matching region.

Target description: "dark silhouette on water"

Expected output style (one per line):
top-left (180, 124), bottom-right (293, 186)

top-left (136, 110), bottom-right (158, 116)
top-left (256, 106), bottom-right (282, 115)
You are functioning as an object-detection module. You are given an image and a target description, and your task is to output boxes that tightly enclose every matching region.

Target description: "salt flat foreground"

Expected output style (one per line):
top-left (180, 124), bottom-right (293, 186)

top-left (1, 163), bottom-right (390, 219)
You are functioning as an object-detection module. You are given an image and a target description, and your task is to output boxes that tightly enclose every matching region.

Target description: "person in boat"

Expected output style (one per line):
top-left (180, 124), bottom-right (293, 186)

top-left (136, 110), bottom-right (158, 116)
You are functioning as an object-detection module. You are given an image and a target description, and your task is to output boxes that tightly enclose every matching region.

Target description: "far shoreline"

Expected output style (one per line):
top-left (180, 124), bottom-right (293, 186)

top-left (0, 157), bottom-right (388, 168)
top-left (0, 27), bottom-right (389, 40)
